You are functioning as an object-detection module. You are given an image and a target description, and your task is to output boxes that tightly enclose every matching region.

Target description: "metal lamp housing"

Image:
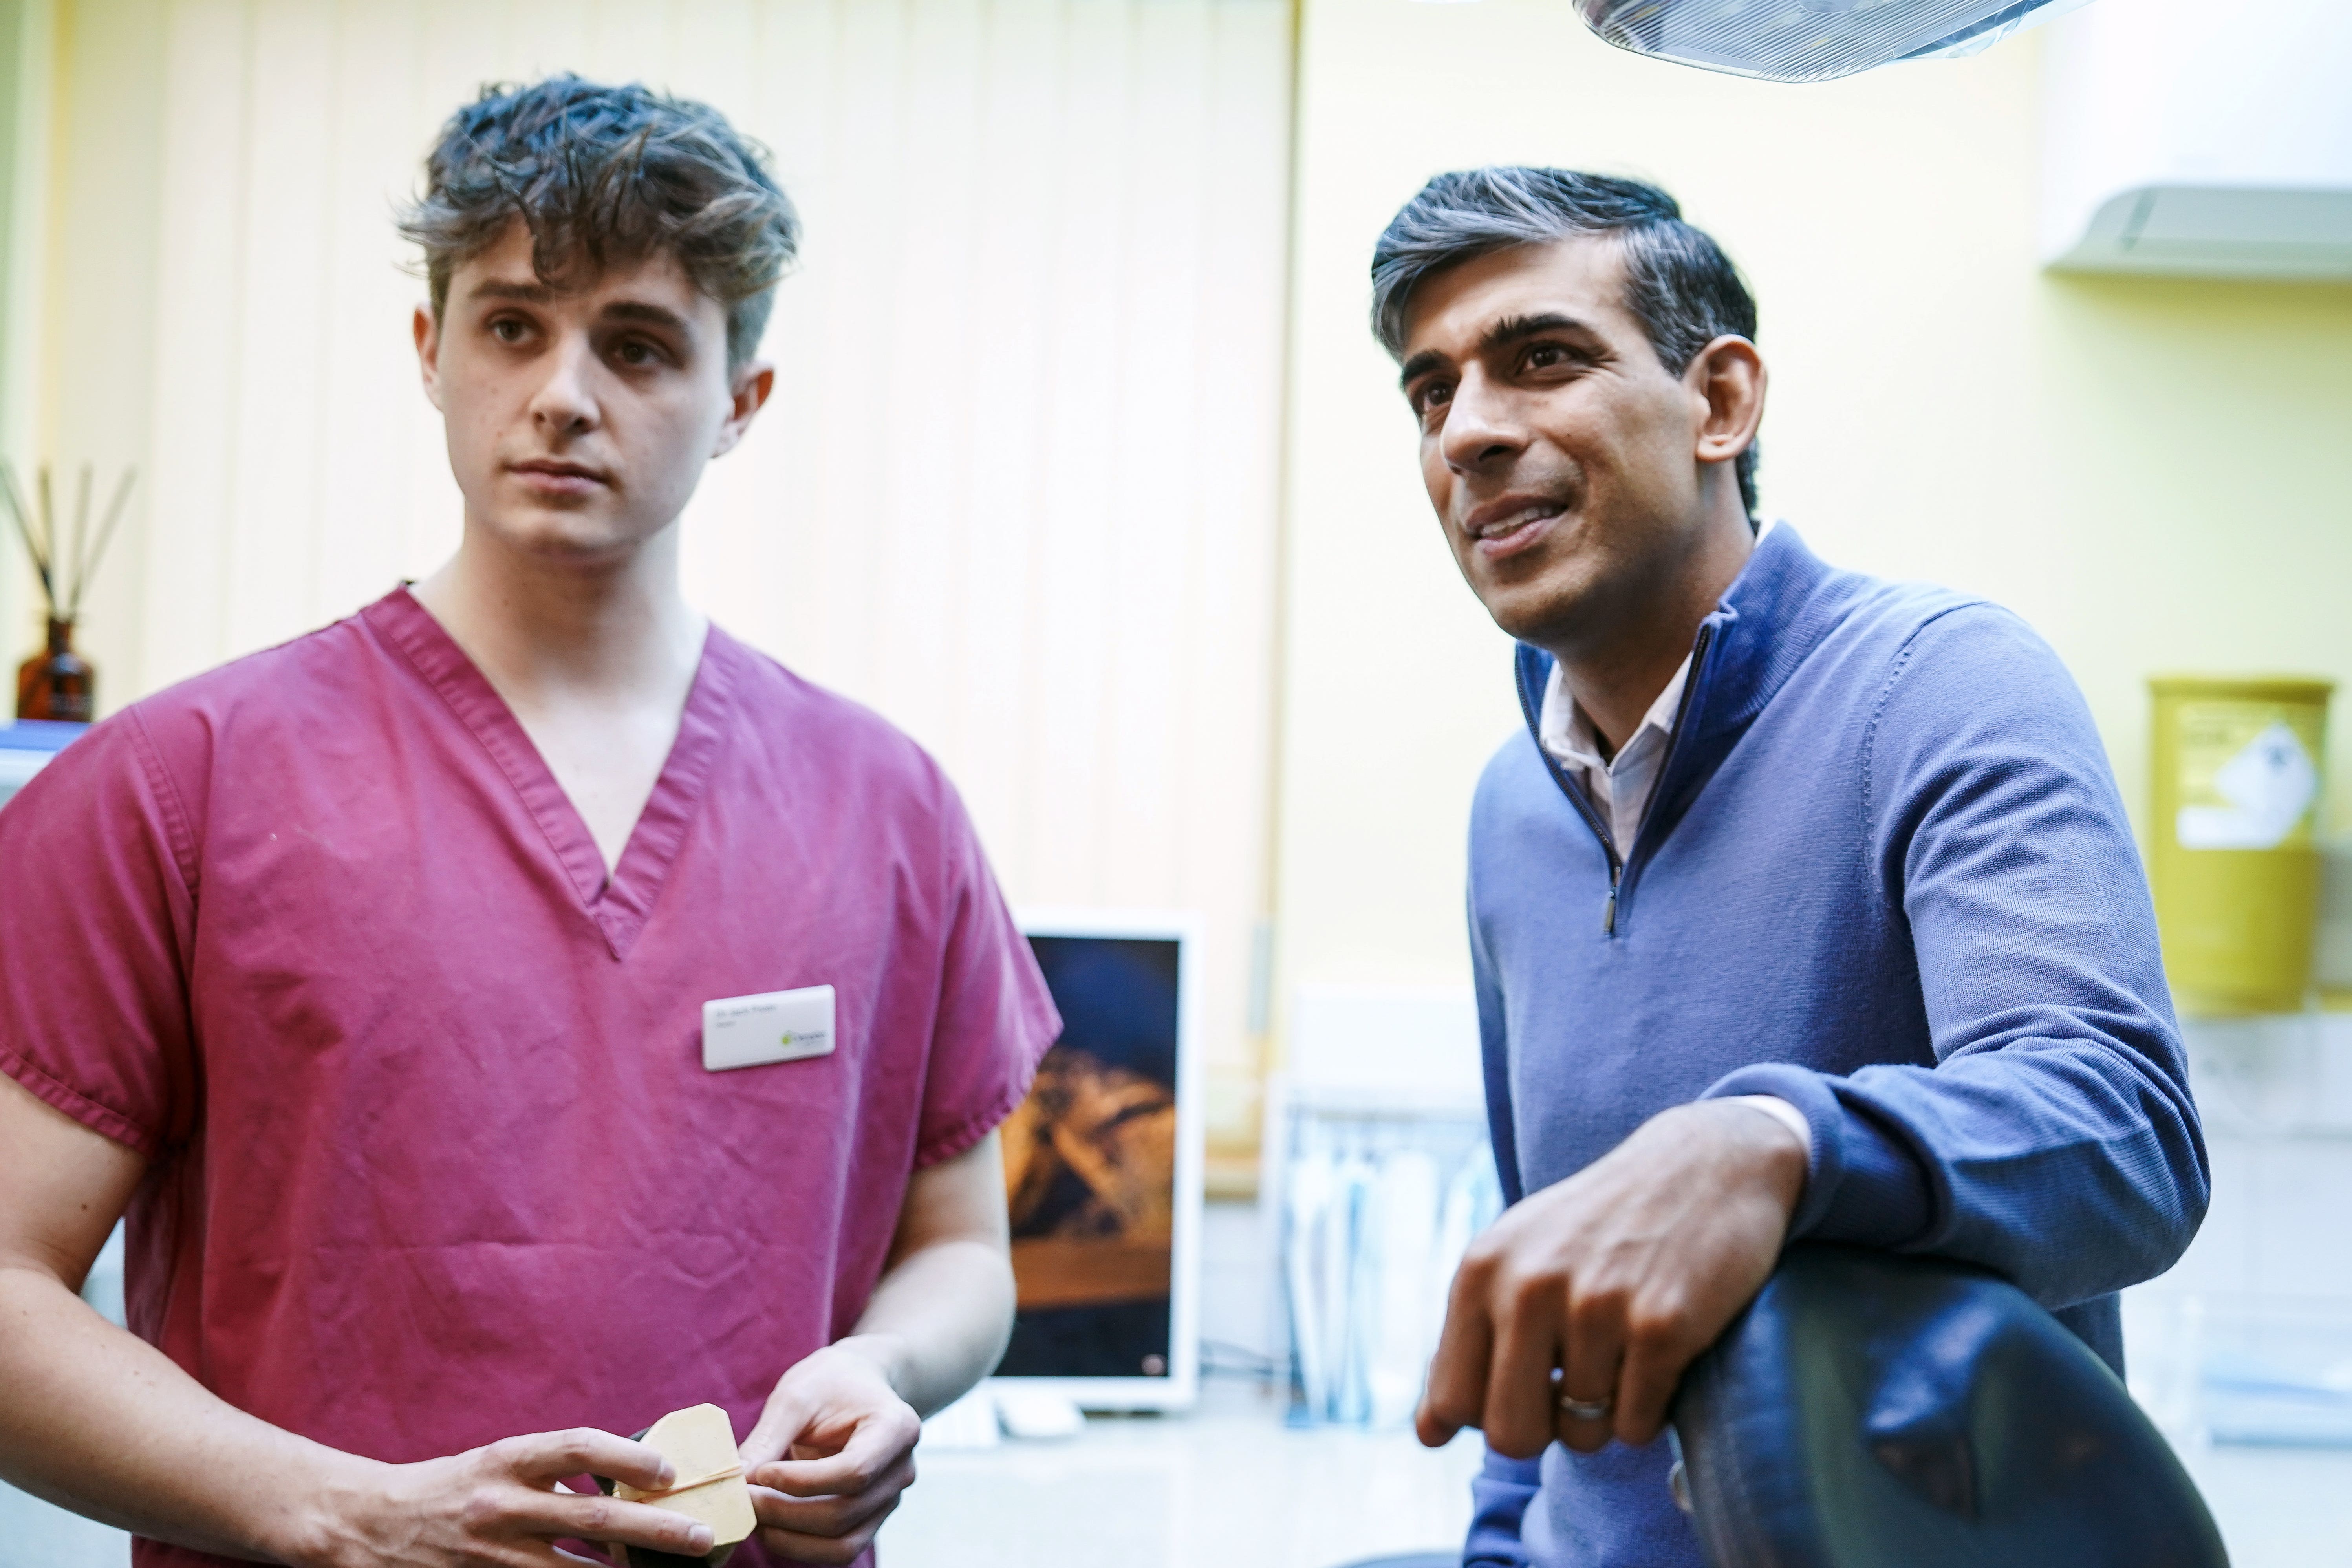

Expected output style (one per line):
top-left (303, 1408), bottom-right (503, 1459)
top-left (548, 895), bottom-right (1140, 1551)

top-left (1572, 0), bottom-right (2092, 83)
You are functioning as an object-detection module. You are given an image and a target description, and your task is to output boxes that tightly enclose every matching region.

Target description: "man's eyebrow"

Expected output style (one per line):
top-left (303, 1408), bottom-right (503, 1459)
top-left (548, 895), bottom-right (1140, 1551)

top-left (602, 300), bottom-right (694, 334)
top-left (1398, 349), bottom-right (1448, 390)
top-left (1480, 311), bottom-right (1596, 355)
top-left (461, 284), bottom-right (695, 338)
top-left (1398, 311), bottom-right (1599, 390)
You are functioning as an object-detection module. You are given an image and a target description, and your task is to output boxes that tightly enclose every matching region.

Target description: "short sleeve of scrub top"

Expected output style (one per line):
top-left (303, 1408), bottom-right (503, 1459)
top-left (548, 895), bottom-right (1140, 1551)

top-left (0, 708), bottom-right (200, 1157)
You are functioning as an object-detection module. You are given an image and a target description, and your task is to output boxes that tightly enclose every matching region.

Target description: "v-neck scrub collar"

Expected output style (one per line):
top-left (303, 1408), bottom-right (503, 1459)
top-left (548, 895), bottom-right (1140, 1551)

top-left (364, 588), bottom-right (738, 960)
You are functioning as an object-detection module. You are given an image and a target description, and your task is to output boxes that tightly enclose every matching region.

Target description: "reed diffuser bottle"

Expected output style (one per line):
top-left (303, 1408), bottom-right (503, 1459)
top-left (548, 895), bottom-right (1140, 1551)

top-left (6, 462), bottom-right (135, 723)
top-left (18, 617), bottom-right (93, 721)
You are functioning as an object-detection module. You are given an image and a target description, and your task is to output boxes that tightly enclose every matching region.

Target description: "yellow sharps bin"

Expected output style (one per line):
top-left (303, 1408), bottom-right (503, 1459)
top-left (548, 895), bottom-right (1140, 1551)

top-left (2148, 677), bottom-right (2334, 1015)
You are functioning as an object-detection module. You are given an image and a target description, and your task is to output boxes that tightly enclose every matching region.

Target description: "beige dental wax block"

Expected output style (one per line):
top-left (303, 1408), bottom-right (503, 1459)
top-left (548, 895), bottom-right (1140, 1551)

top-left (600, 1402), bottom-right (758, 1568)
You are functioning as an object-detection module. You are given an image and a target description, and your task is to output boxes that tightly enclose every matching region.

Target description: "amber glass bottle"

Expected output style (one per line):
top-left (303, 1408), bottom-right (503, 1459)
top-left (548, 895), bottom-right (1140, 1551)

top-left (16, 618), bottom-right (93, 722)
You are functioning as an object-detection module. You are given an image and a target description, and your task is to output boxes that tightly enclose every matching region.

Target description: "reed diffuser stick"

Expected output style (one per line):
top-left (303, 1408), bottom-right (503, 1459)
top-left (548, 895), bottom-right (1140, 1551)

top-left (1, 462), bottom-right (52, 612)
top-left (71, 468), bottom-right (137, 620)
top-left (35, 467), bottom-right (54, 596)
top-left (67, 465), bottom-right (91, 619)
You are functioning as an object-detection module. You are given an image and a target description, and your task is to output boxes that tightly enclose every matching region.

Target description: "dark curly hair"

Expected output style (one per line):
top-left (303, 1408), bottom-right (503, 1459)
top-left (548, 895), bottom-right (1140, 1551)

top-left (1373, 168), bottom-right (1760, 518)
top-left (401, 74), bottom-right (800, 369)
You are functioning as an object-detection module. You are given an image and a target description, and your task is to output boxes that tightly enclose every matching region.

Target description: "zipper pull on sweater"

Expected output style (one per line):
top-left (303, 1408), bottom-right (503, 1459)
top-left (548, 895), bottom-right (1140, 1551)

top-left (1603, 867), bottom-right (1620, 934)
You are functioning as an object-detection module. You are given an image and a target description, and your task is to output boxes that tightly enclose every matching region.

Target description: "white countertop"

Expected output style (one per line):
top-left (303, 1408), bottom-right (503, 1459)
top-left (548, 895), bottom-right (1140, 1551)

top-left (880, 1378), bottom-right (1484, 1568)
top-left (878, 1375), bottom-right (2352, 1568)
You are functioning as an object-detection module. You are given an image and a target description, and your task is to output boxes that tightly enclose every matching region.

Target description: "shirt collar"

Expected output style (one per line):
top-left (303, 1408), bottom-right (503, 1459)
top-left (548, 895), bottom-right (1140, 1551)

top-left (1533, 516), bottom-right (1780, 773)
top-left (1539, 654), bottom-right (1690, 775)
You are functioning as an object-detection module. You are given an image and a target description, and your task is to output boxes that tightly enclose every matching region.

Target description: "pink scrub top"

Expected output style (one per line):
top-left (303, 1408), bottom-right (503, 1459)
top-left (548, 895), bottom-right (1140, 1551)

top-left (0, 589), bottom-right (1060, 1568)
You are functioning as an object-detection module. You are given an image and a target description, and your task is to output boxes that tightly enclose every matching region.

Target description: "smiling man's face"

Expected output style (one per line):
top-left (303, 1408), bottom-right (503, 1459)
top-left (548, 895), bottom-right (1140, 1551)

top-left (416, 220), bottom-right (767, 566)
top-left (1398, 236), bottom-right (1721, 659)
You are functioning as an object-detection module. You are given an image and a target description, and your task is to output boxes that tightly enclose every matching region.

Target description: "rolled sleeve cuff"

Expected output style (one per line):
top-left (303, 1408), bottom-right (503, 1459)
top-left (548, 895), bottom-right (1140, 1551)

top-left (1702, 1063), bottom-right (1935, 1248)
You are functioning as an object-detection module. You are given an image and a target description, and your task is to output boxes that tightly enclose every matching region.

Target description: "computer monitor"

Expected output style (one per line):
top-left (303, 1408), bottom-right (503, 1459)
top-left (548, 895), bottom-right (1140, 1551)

top-left (988, 908), bottom-right (1202, 1411)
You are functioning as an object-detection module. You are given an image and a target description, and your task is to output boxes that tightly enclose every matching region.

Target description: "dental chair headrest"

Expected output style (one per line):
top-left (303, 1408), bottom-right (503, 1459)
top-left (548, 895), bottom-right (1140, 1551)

top-left (1670, 1245), bottom-right (2226, 1568)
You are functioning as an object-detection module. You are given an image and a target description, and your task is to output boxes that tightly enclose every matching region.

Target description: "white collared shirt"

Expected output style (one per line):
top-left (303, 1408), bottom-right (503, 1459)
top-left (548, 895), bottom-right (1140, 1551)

top-left (1537, 654), bottom-right (1689, 859)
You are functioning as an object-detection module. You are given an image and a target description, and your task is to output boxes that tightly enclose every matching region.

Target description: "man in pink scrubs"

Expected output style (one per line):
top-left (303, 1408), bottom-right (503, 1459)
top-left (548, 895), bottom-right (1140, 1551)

top-left (0, 76), bottom-right (1058, 1568)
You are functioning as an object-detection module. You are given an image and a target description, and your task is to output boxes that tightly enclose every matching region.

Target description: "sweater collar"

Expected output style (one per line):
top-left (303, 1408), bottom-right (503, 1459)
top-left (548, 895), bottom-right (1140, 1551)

top-left (1513, 520), bottom-right (1853, 754)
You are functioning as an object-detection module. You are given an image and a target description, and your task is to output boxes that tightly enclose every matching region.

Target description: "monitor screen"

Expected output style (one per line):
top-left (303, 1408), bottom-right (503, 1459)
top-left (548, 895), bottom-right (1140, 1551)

top-left (992, 917), bottom-right (1198, 1406)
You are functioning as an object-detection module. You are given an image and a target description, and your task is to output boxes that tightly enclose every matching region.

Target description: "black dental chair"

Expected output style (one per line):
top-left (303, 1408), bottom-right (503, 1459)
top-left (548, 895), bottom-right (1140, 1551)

top-left (1332, 1245), bottom-right (2228, 1568)
top-left (1671, 1244), bottom-right (2228, 1568)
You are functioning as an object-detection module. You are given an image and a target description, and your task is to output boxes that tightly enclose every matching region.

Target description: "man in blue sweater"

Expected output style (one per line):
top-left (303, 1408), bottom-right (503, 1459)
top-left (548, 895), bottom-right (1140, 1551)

top-left (1377, 169), bottom-right (2208, 1567)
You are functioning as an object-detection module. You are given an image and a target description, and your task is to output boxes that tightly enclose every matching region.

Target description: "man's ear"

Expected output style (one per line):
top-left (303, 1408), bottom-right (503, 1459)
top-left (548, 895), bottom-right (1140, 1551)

top-left (1688, 335), bottom-right (1766, 470)
top-left (711, 359), bottom-right (776, 459)
top-left (414, 305), bottom-right (446, 413)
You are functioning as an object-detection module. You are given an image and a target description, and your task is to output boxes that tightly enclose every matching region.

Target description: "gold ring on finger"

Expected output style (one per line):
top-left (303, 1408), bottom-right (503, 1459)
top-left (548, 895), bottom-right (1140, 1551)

top-left (1558, 1392), bottom-right (1613, 1422)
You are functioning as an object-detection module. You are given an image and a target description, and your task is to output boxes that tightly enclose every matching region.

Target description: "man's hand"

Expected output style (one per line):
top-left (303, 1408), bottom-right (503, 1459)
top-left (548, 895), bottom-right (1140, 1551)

top-left (300, 1427), bottom-right (713, 1566)
top-left (737, 1339), bottom-right (922, 1566)
top-left (1416, 1099), bottom-right (1807, 1459)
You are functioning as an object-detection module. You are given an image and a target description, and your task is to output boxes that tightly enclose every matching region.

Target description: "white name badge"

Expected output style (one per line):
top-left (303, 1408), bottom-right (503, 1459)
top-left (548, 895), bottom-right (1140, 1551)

top-left (702, 985), bottom-right (837, 1072)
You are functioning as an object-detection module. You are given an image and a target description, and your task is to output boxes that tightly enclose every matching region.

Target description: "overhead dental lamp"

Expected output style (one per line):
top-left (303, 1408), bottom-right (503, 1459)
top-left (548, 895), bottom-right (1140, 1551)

top-left (1572, 0), bottom-right (2092, 82)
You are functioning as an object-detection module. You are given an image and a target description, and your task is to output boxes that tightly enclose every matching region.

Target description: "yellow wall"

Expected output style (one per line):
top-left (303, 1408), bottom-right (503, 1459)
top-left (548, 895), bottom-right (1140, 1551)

top-left (1270, 0), bottom-right (2352, 1019)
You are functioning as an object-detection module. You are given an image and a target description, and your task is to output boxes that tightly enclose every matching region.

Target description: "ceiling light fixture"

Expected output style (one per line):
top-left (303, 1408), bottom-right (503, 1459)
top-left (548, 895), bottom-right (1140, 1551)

top-left (1570, 0), bottom-right (2094, 82)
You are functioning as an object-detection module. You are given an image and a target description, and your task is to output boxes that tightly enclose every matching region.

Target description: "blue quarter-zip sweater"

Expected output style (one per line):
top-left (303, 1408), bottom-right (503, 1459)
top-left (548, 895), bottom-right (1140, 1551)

top-left (1461, 524), bottom-right (2207, 1568)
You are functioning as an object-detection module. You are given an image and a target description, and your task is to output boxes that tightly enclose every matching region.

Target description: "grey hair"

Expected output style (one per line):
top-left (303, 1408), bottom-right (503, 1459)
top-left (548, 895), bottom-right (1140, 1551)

top-left (1372, 168), bottom-right (1760, 518)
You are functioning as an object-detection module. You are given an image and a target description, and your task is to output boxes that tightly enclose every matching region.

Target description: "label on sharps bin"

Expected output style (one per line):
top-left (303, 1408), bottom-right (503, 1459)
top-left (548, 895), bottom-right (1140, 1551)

top-left (702, 985), bottom-right (836, 1071)
top-left (2174, 706), bottom-right (2321, 851)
